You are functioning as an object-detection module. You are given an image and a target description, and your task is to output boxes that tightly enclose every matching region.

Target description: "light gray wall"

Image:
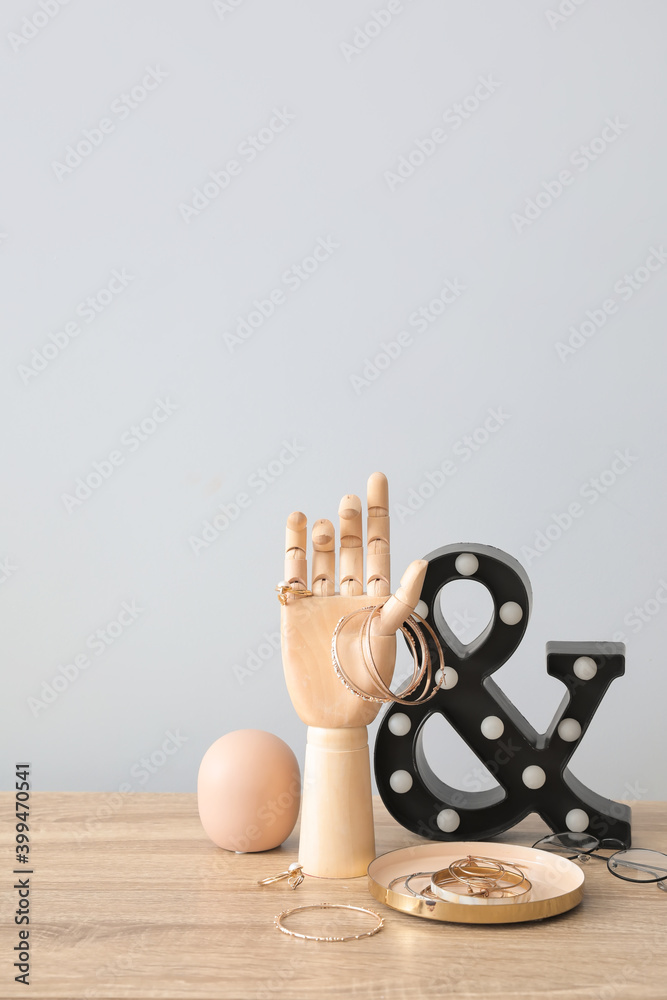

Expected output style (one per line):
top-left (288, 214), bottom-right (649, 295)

top-left (3, 0), bottom-right (666, 807)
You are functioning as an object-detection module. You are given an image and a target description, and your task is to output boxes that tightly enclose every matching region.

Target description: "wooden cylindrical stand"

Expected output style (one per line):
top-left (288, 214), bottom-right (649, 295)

top-left (298, 726), bottom-right (376, 878)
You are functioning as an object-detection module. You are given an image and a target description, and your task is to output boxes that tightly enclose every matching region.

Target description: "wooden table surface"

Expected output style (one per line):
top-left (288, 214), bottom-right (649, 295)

top-left (1, 793), bottom-right (666, 1000)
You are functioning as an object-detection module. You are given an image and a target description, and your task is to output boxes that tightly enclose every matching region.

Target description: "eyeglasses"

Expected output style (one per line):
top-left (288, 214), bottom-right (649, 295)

top-left (532, 832), bottom-right (667, 892)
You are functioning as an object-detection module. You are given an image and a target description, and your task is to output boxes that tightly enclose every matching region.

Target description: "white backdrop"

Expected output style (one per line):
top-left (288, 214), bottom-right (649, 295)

top-left (3, 0), bottom-right (666, 808)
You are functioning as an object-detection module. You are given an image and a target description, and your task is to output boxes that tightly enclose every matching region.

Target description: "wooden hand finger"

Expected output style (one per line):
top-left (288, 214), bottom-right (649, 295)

top-left (284, 511), bottom-right (307, 589)
top-left (312, 518), bottom-right (335, 596)
top-left (367, 471), bottom-right (390, 597)
top-left (375, 560), bottom-right (428, 636)
top-left (339, 494), bottom-right (363, 596)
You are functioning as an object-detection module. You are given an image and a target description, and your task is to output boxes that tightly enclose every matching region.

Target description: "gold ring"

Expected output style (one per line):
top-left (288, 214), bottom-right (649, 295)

top-left (257, 863), bottom-right (304, 889)
top-left (276, 582), bottom-right (313, 605)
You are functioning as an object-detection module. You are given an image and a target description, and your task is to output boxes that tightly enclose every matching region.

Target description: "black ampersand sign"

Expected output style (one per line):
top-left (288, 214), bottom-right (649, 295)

top-left (374, 543), bottom-right (631, 845)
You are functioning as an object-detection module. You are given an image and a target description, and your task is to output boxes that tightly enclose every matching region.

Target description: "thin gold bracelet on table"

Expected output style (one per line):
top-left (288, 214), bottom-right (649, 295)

top-left (274, 903), bottom-right (384, 941)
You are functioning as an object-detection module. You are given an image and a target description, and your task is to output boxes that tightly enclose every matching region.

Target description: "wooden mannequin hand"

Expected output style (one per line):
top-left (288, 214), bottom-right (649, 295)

top-left (280, 473), bottom-right (427, 728)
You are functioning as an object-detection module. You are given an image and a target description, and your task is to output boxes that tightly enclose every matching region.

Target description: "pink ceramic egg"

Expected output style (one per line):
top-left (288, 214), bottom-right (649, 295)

top-left (197, 729), bottom-right (301, 852)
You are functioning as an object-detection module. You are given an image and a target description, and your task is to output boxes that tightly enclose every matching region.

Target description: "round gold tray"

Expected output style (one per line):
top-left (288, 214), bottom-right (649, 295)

top-left (368, 841), bottom-right (584, 924)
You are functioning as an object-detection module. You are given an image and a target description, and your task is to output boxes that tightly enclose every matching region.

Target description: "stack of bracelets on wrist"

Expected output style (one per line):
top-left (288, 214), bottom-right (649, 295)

top-left (331, 604), bottom-right (446, 705)
top-left (393, 855), bottom-right (532, 904)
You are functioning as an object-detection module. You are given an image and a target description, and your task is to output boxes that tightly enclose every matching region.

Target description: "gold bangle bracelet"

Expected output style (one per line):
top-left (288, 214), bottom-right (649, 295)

top-left (432, 874), bottom-right (533, 902)
top-left (274, 903), bottom-right (384, 942)
top-left (448, 855), bottom-right (525, 890)
top-left (331, 607), bottom-right (386, 703)
top-left (448, 854), bottom-right (528, 896)
top-left (433, 857), bottom-right (532, 901)
top-left (331, 605), bottom-right (446, 706)
top-left (332, 606), bottom-right (426, 703)
top-left (360, 607), bottom-right (432, 705)
top-left (430, 873), bottom-right (491, 899)
top-left (447, 854), bottom-right (504, 887)
top-left (448, 855), bottom-right (507, 892)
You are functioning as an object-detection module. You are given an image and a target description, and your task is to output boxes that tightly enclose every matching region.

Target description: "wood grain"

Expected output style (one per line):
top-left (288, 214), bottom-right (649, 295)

top-left (1, 794), bottom-right (665, 999)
